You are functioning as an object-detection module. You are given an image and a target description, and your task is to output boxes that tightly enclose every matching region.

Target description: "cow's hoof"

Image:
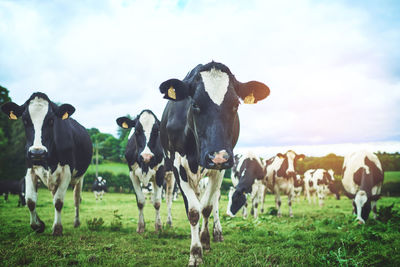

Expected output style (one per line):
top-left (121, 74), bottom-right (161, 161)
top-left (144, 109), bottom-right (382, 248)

top-left (189, 246), bottom-right (202, 267)
top-left (260, 208), bottom-right (264, 213)
top-left (74, 219), bottom-right (81, 228)
top-left (155, 223), bottom-right (162, 232)
top-left (52, 224), bottom-right (63, 236)
top-left (213, 230), bottom-right (224, 242)
top-left (31, 220), bottom-right (45, 233)
top-left (166, 219), bottom-right (172, 227)
top-left (277, 213), bottom-right (282, 218)
top-left (137, 223), bottom-right (145, 233)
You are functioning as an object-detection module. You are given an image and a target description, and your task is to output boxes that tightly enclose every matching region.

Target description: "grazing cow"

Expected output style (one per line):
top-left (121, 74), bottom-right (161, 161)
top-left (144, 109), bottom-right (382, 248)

top-left (159, 61), bottom-right (270, 265)
top-left (264, 150), bottom-right (305, 217)
top-left (92, 176), bottom-right (107, 200)
top-left (0, 178), bottom-right (26, 206)
top-left (1, 92), bottom-right (92, 235)
top-left (304, 169), bottom-right (335, 206)
top-left (342, 151), bottom-right (383, 224)
top-left (226, 152), bottom-right (266, 218)
top-left (230, 154), bottom-right (243, 187)
top-left (116, 109), bottom-right (173, 232)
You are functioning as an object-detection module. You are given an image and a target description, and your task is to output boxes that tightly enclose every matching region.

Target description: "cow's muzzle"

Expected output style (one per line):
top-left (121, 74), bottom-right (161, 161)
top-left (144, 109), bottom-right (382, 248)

top-left (141, 153), bottom-right (153, 163)
top-left (28, 148), bottom-right (48, 163)
top-left (205, 150), bottom-right (232, 169)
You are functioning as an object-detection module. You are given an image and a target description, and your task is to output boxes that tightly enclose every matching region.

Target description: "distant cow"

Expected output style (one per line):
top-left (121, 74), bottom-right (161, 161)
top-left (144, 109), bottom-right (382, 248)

top-left (1, 92), bottom-right (92, 235)
top-left (117, 110), bottom-right (173, 232)
top-left (293, 174), bottom-right (303, 203)
top-left (0, 178), bottom-right (26, 206)
top-left (226, 152), bottom-right (266, 218)
top-left (92, 176), bottom-right (107, 200)
top-left (304, 169), bottom-right (335, 206)
top-left (264, 150), bottom-right (305, 217)
top-left (159, 61), bottom-right (270, 265)
top-left (342, 151), bottom-right (384, 224)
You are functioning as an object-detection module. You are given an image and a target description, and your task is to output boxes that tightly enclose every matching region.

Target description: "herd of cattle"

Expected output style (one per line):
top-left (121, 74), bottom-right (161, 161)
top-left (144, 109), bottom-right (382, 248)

top-left (0, 61), bottom-right (384, 266)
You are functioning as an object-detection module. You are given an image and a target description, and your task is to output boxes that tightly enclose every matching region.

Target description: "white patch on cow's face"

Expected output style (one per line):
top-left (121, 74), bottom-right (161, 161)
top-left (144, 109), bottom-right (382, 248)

top-left (28, 97), bottom-right (49, 152)
top-left (286, 151), bottom-right (296, 174)
top-left (355, 190), bottom-right (368, 223)
top-left (200, 68), bottom-right (229, 105)
top-left (139, 111), bottom-right (156, 156)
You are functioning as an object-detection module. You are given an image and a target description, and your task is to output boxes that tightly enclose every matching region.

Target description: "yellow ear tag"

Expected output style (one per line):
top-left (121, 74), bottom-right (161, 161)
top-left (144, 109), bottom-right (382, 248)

top-left (122, 122), bottom-right (129, 129)
top-left (62, 112), bottom-right (69, 120)
top-left (168, 86), bottom-right (176, 100)
top-left (9, 111), bottom-right (17, 120)
top-left (298, 157), bottom-right (303, 162)
top-left (244, 92), bottom-right (255, 104)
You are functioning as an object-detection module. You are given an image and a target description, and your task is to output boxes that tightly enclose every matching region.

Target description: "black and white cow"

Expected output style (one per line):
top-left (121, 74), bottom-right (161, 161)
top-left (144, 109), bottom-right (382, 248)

top-left (293, 174), bottom-right (304, 203)
top-left (0, 178), bottom-right (26, 206)
top-left (342, 150), bottom-right (384, 224)
top-left (159, 61), bottom-right (270, 266)
top-left (304, 169), bottom-right (335, 206)
top-left (1, 92), bottom-right (92, 235)
top-left (92, 176), bottom-right (107, 200)
top-left (226, 152), bottom-right (266, 218)
top-left (116, 109), bottom-right (174, 232)
top-left (263, 150), bottom-right (305, 217)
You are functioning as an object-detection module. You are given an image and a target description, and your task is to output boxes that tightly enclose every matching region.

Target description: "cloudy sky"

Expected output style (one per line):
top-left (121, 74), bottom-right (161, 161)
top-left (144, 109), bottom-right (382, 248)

top-left (1, 0), bottom-right (399, 155)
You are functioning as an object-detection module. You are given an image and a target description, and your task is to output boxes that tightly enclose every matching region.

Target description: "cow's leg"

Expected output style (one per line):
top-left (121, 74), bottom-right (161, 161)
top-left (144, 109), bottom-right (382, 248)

top-left (306, 188), bottom-right (311, 204)
top-left (275, 191), bottom-right (282, 217)
top-left (371, 200), bottom-right (378, 219)
top-left (25, 170), bottom-right (45, 233)
top-left (200, 170), bottom-right (224, 251)
top-left (165, 171), bottom-right (174, 226)
top-left (73, 177), bottom-right (83, 227)
top-left (177, 170), bottom-right (202, 266)
top-left (52, 167), bottom-right (71, 236)
top-left (242, 201), bottom-right (248, 218)
top-left (153, 181), bottom-right (163, 232)
top-left (212, 189), bottom-right (223, 242)
top-left (250, 183), bottom-right (259, 218)
top-left (130, 171), bottom-right (146, 233)
top-left (260, 187), bottom-right (267, 213)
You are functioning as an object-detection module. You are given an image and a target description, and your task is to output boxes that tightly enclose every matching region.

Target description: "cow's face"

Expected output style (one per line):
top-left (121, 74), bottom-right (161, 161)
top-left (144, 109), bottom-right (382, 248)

top-left (227, 188), bottom-right (246, 216)
top-left (1, 92), bottom-right (75, 167)
top-left (160, 62), bottom-right (270, 169)
top-left (276, 150), bottom-right (305, 179)
top-left (117, 110), bottom-right (162, 165)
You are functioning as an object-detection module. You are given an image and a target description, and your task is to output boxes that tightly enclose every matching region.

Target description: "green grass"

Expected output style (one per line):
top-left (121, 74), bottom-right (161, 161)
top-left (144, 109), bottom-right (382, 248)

top-left (384, 171), bottom-right (400, 183)
top-left (1, 189), bottom-right (400, 266)
top-left (87, 161), bottom-right (128, 175)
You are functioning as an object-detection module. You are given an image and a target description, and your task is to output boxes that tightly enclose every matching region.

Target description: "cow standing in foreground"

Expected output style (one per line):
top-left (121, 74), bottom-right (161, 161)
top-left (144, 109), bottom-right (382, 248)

top-left (0, 178), bottom-right (26, 206)
top-left (226, 152), bottom-right (266, 218)
top-left (159, 61), bottom-right (270, 266)
top-left (92, 176), bottom-right (107, 200)
top-left (116, 110), bottom-right (174, 232)
top-left (263, 150), bottom-right (305, 217)
top-left (342, 150), bottom-right (383, 224)
top-left (1, 92), bottom-right (92, 235)
top-left (304, 169), bottom-right (336, 206)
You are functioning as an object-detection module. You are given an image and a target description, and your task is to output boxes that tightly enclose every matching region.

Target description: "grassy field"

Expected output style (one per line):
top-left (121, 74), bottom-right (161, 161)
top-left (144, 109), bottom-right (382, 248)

top-left (87, 162), bottom-right (128, 175)
top-left (384, 171), bottom-right (400, 183)
top-left (1, 189), bottom-right (400, 266)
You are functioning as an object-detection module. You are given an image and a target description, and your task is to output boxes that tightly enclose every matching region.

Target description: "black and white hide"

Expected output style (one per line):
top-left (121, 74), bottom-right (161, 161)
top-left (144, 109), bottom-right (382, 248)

top-left (264, 150), bottom-right (305, 217)
top-left (304, 169), bottom-right (335, 206)
top-left (1, 92), bottom-right (92, 236)
top-left (0, 178), bottom-right (26, 206)
top-left (116, 110), bottom-right (172, 232)
top-left (226, 152), bottom-right (266, 218)
top-left (159, 61), bottom-right (270, 265)
top-left (92, 176), bottom-right (107, 200)
top-left (342, 150), bottom-right (384, 224)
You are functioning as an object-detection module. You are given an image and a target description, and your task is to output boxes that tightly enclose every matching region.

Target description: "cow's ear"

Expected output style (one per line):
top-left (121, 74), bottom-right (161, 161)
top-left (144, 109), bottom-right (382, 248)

top-left (277, 153), bottom-right (285, 159)
top-left (236, 81), bottom-right (270, 104)
top-left (116, 117), bottom-right (136, 129)
top-left (1, 102), bottom-right (24, 120)
top-left (369, 194), bottom-right (381, 201)
top-left (57, 104), bottom-right (75, 120)
top-left (296, 154), bottom-right (305, 161)
top-left (343, 190), bottom-right (356, 199)
top-left (159, 79), bottom-right (189, 101)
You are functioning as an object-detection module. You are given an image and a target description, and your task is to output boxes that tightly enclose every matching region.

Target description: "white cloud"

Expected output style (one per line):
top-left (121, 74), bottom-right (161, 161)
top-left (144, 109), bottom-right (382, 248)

top-left (0, 0), bottom-right (399, 151)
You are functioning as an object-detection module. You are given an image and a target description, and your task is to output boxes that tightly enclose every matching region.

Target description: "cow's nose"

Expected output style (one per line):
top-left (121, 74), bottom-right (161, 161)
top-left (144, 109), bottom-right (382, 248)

top-left (141, 153), bottom-right (153, 163)
top-left (205, 151), bottom-right (231, 169)
top-left (28, 148), bottom-right (47, 161)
